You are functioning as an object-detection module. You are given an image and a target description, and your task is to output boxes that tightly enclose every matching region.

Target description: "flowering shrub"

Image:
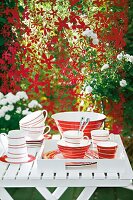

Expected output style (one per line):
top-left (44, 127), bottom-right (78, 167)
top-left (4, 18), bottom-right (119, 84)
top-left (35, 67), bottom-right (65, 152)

top-left (77, 51), bottom-right (133, 135)
top-left (0, 0), bottom-right (132, 135)
top-left (0, 91), bottom-right (42, 133)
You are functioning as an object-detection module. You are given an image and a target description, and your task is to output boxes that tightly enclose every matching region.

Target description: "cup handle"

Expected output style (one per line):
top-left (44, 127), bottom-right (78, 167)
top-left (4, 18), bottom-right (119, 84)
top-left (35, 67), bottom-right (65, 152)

top-left (42, 110), bottom-right (48, 121)
top-left (0, 133), bottom-right (8, 153)
top-left (43, 125), bottom-right (51, 135)
top-left (83, 136), bottom-right (89, 141)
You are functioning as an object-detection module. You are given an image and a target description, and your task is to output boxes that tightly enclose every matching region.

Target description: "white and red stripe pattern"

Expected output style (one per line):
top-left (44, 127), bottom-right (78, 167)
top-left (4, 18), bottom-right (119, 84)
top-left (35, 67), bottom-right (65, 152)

top-left (6, 130), bottom-right (29, 163)
top-left (63, 130), bottom-right (89, 147)
top-left (97, 141), bottom-right (118, 159)
top-left (19, 110), bottom-right (48, 126)
top-left (52, 111), bottom-right (106, 138)
top-left (19, 110), bottom-right (51, 140)
top-left (57, 139), bottom-right (91, 159)
top-left (91, 129), bottom-right (109, 147)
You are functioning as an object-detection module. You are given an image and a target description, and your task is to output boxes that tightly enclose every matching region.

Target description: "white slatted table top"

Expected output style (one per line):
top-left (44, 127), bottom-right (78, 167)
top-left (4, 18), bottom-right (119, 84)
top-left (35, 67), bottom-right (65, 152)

top-left (0, 135), bottom-right (132, 188)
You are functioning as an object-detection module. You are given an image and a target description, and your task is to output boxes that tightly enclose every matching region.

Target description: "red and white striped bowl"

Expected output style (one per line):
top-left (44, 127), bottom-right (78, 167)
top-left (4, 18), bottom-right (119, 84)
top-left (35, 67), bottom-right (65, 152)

top-left (52, 112), bottom-right (106, 138)
top-left (57, 139), bottom-right (91, 159)
top-left (97, 141), bottom-right (118, 159)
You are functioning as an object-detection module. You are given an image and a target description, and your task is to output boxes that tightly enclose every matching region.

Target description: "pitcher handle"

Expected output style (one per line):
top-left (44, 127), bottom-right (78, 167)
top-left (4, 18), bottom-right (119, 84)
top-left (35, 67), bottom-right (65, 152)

top-left (0, 133), bottom-right (8, 154)
top-left (42, 109), bottom-right (48, 121)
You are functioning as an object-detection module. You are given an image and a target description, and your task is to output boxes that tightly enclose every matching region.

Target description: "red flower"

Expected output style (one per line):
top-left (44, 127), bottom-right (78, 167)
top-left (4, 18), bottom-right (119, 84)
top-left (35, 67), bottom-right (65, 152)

top-left (55, 17), bottom-right (69, 31)
top-left (41, 54), bottom-right (54, 69)
top-left (28, 74), bottom-right (45, 93)
top-left (69, 0), bottom-right (80, 6)
top-left (110, 124), bottom-right (123, 135)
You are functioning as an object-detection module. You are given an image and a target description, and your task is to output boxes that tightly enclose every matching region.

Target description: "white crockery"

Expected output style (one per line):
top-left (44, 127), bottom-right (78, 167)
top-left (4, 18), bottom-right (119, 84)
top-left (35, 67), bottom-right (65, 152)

top-left (21, 125), bottom-right (51, 140)
top-left (58, 138), bottom-right (91, 148)
top-left (91, 129), bottom-right (109, 147)
top-left (63, 130), bottom-right (89, 147)
top-left (20, 126), bottom-right (45, 132)
top-left (0, 130), bottom-right (29, 163)
top-left (19, 110), bottom-right (47, 126)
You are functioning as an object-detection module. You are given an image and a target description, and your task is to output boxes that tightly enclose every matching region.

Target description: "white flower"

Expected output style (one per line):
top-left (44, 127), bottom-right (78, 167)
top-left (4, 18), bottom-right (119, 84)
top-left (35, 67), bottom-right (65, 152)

top-left (91, 33), bottom-right (97, 39)
top-left (120, 79), bottom-right (127, 87)
top-left (129, 55), bottom-right (133, 63)
top-left (0, 92), bottom-right (4, 100)
top-left (92, 38), bottom-right (99, 45)
top-left (5, 92), bottom-right (19, 104)
top-left (82, 28), bottom-right (94, 37)
top-left (124, 54), bottom-right (130, 62)
top-left (0, 98), bottom-right (8, 105)
top-left (1, 106), bottom-right (9, 113)
top-left (16, 107), bottom-right (22, 114)
top-left (7, 104), bottom-right (14, 111)
top-left (101, 63), bottom-right (109, 71)
top-left (5, 114), bottom-right (11, 121)
top-left (22, 108), bottom-right (29, 115)
top-left (85, 85), bottom-right (93, 94)
top-left (0, 110), bottom-right (5, 118)
top-left (16, 91), bottom-right (28, 100)
top-left (28, 100), bottom-right (42, 108)
top-left (117, 53), bottom-right (123, 61)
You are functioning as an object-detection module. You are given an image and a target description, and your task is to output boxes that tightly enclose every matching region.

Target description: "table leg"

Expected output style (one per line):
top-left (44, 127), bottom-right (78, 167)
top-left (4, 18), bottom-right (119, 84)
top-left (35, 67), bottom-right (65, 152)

top-left (52, 187), bottom-right (67, 199)
top-left (36, 187), bottom-right (67, 200)
top-left (0, 188), bottom-right (14, 200)
top-left (77, 187), bottom-right (97, 200)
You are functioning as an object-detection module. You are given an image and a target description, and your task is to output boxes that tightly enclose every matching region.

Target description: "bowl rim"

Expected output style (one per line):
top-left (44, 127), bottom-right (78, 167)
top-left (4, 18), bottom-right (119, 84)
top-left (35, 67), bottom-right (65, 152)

top-left (51, 111), bottom-right (106, 122)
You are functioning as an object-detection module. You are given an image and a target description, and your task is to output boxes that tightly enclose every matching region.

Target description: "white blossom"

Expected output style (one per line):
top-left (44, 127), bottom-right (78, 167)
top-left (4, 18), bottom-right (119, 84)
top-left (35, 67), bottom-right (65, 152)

top-left (16, 91), bottom-right (28, 100)
top-left (5, 92), bottom-right (19, 104)
top-left (101, 63), bottom-right (109, 71)
top-left (124, 54), bottom-right (130, 62)
top-left (5, 114), bottom-right (11, 121)
top-left (117, 53), bottom-right (123, 61)
top-left (0, 92), bottom-right (4, 100)
top-left (92, 38), bottom-right (99, 45)
top-left (0, 110), bottom-right (5, 118)
top-left (7, 104), bottom-right (14, 111)
top-left (22, 108), bottom-right (30, 115)
top-left (129, 55), bottom-right (133, 63)
top-left (91, 33), bottom-right (97, 39)
top-left (16, 107), bottom-right (22, 114)
top-left (82, 28), bottom-right (94, 37)
top-left (85, 85), bottom-right (93, 94)
top-left (0, 98), bottom-right (8, 106)
top-left (1, 106), bottom-right (9, 113)
top-left (120, 79), bottom-right (127, 87)
top-left (28, 100), bottom-right (42, 108)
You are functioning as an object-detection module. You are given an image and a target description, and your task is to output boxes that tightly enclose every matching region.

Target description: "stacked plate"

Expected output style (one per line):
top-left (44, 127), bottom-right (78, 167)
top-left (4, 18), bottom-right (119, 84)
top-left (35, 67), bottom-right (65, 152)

top-left (57, 139), bottom-right (91, 159)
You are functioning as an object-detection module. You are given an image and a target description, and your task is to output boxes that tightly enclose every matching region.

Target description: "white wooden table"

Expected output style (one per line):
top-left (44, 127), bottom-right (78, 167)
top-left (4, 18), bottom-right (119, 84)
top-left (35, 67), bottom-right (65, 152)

top-left (0, 135), bottom-right (133, 200)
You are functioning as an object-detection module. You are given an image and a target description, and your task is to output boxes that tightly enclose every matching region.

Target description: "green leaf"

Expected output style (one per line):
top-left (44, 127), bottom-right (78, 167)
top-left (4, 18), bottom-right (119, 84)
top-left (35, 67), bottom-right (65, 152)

top-left (0, 35), bottom-right (4, 46)
top-left (127, 87), bottom-right (133, 92)
top-left (19, 6), bottom-right (25, 13)
top-left (0, 17), bottom-right (7, 24)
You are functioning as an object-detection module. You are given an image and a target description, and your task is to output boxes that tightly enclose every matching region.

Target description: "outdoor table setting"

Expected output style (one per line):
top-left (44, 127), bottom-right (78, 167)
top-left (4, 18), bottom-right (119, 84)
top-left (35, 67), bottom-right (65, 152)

top-left (0, 109), bottom-right (133, 200)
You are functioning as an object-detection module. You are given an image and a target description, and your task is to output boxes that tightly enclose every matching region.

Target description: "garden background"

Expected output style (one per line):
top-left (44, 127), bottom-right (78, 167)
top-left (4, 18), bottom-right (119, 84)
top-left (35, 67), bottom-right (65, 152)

top-left (0, 0), bottom-right (133, 199)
